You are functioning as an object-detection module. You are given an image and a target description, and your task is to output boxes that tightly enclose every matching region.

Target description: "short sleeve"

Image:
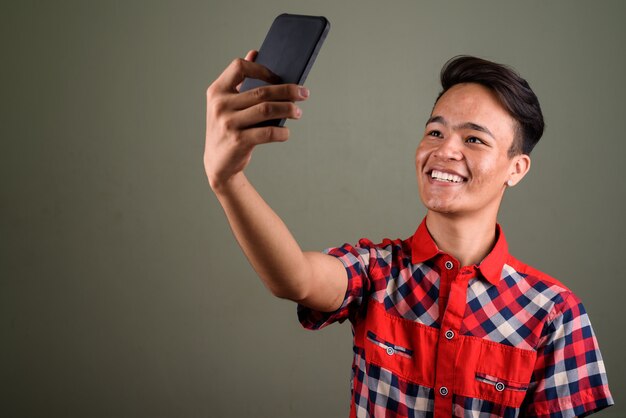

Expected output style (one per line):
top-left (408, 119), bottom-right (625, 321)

top-left (297, 240), bottom-right (375, 330)
top-left (523, 293), bottom-right (613, 417)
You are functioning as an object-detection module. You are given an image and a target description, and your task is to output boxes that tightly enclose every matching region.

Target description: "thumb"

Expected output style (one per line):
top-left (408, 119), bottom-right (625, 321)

top-left (244, 50), bottom-right (258, 62)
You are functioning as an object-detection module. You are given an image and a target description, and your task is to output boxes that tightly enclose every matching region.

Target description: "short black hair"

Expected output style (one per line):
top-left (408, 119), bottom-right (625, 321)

top-left (436, 56), bottom-right (544, 156)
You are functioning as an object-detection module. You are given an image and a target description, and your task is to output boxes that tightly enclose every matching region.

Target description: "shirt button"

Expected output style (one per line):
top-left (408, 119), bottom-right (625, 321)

top-left (439, 386), bottom-right (449, 396)
top-left (445, 330), bottom-right (455, 340)
top-left (445, 261), bottom-right (454, 270)
top-left (386, 347), bottom-right (395, 356)
top-left (495, 382), bottom-right (506, 392)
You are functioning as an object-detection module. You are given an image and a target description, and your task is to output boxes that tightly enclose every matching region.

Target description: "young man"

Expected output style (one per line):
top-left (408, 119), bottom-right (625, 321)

top-left (204, 51), bottom-right (613, 417)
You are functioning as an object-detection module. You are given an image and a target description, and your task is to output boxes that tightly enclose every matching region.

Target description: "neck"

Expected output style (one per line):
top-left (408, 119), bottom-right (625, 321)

top-left (425, 211), bottom-right (498, 267)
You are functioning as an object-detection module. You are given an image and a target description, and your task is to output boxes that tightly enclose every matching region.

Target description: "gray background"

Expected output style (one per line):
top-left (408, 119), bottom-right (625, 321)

top-left (2, 1), bottom-right (624, 417)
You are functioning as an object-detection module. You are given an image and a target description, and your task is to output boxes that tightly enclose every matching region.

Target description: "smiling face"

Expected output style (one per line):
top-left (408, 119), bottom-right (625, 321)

top-left (415, 82), bottom-right (530, 218)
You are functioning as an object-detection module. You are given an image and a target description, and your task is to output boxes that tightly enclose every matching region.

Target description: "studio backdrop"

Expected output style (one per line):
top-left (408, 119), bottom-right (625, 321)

top-left (3, 1), bottom-right (624, 417)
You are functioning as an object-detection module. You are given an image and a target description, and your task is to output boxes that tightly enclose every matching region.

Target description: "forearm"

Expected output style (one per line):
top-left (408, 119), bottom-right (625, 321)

top-left (212, 172), bottom-right (315, 301)
top-left (204, 53), bottom-right (346, 311)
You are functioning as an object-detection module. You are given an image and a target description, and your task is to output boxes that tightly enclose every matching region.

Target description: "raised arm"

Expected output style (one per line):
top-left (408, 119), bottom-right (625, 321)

top-left (204, 51), bottom-right (347, 312)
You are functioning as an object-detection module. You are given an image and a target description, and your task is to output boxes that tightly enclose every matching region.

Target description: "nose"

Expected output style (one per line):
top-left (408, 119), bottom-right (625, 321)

top-left (433, 135), bottom-right (463, 161)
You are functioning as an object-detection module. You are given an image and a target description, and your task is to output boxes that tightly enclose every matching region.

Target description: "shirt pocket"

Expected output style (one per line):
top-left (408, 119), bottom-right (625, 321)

top-left (475, 372), bottom-right (529, 392)
top-left (359, 302), bottom-right (439, 386)
top-left (470, 340), bottom-right (536, 407)
top-left (366, 330), bottom-right (414, 359)
top-left (364, 329), bottom-right (424, 384)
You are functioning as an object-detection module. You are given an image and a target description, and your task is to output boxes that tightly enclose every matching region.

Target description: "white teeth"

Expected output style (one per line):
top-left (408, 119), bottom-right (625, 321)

top-left (431, 170), bottom-right (464, 183)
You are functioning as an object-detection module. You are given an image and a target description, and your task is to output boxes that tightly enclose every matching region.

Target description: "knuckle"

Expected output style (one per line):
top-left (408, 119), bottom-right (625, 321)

top-left (253, 87), bottom-right (267, 100)
top-left (230, 58), bottom-right (245, 78)
top-left (206, 82), bottom-right (221, 100)
top-left (230, 57), bottom-right (244, 70)
top-left (222, 115), bottom-right (236, 132)
top-left (211, 97), bottom-right (227, 115)
top-left (232, 130), bottom-right (244, 144)
top-left (262, 127), bottom-right (274, 141)
top-left (259, 102), bottom-right (273, 117)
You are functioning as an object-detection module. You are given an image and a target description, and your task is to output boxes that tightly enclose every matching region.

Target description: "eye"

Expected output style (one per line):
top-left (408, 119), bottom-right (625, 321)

top-left (428, 130), bottom-right (443, 138)
top-left (466, 136), bottom-right (484, 144)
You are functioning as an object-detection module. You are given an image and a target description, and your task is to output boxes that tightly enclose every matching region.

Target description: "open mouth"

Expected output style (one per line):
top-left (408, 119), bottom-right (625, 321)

top-left (429, 169), bottom-right (466, 183)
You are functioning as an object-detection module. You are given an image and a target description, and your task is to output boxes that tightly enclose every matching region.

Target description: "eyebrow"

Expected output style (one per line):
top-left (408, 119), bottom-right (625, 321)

top-left (426, 115), bottom-right (495, 140)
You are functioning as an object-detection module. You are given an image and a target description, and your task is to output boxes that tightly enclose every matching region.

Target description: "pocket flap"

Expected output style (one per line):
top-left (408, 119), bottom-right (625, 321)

top-left (475, 372), bottom-right (529, 392)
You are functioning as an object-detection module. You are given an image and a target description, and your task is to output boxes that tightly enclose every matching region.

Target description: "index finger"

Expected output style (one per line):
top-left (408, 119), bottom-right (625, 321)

top-left (214, 57), bottom-right (281, 92)
top-left (235, 50), bottom-right (258, 92)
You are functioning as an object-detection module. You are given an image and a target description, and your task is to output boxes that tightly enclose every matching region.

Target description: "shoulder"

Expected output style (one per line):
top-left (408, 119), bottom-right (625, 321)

top-left (504, 255), bottom-right (583, 322)
top-left (336, 236), bottom-right (413, 258)
top-left (353, 236), bottom-right (410, 251)
top-left (323, 236), bottom-right (411, 272)
top-left (506, 255), bottom-right (569, 291)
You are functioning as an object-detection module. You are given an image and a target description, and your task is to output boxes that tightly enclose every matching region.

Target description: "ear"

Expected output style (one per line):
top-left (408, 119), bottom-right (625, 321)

top-left (507, 154), bottom-right (531, 187)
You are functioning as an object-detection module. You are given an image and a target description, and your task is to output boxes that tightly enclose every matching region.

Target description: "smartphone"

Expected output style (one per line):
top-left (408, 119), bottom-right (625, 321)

top-left (239, 13), bottom-right (330, 127)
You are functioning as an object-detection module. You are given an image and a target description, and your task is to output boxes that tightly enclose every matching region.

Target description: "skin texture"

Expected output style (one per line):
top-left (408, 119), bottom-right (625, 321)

top-left (415, 83), bottom-right (531, 266)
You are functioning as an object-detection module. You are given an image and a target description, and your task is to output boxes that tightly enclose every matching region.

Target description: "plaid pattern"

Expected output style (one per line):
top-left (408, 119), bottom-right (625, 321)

top-left (352, 346), bottom-right (435, 417)
top-left (461, 264), bottom-right (562, 351)
top-left (522, 293), bottom-right (613, 417)
top-left (298, 219), bottom-right (613, 417)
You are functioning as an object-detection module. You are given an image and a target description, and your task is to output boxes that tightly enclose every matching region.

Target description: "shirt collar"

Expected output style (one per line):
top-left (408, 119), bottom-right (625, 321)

top-left (410, 218), bottom-right (508, 285)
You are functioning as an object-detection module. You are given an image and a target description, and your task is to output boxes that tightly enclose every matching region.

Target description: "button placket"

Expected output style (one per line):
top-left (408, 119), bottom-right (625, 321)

top-left (433, 267), bottom-right (473, 417)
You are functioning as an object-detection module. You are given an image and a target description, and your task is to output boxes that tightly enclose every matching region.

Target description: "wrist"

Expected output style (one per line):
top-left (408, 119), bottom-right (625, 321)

top-left (209, 171), bottom-right (248, 196)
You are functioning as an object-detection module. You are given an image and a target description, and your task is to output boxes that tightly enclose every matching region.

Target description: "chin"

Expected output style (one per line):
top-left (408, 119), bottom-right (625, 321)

top-left (422, 198), bottom-right (459, 214)
top-left (419, 188), bottom-right (455, 211)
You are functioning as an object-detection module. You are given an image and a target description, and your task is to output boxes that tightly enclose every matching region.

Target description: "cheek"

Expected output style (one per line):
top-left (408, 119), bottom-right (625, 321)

top-left (471, 159), bottom-right (508, 186)
top-left (415, 143), bottom-right (429, 167)
top-left (415, 148), bottom-right (427, 187)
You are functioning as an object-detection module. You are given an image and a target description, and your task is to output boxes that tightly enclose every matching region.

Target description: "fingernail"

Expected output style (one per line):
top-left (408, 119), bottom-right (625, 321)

top-left (295, 106), bottom-right (302, 117)
top-left (299, 86), bottom-right (309, 98)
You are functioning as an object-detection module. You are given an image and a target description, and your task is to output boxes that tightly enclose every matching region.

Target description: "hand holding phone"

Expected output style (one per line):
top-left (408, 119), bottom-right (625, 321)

top-left (239, 13), bottom-right (330, 127)
top-left (205, 51), bottom-right (308, 190)
top-left (204, 14), bottom-right (329, 190)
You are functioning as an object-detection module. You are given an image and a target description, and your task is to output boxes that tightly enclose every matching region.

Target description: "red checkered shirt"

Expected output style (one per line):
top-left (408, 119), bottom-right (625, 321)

top-left (298, 219), bottom-right (613, 417)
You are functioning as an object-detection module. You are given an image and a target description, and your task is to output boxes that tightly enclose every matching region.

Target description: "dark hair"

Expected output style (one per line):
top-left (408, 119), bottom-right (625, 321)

top-left (437, 56), bottom-right (544, 156)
